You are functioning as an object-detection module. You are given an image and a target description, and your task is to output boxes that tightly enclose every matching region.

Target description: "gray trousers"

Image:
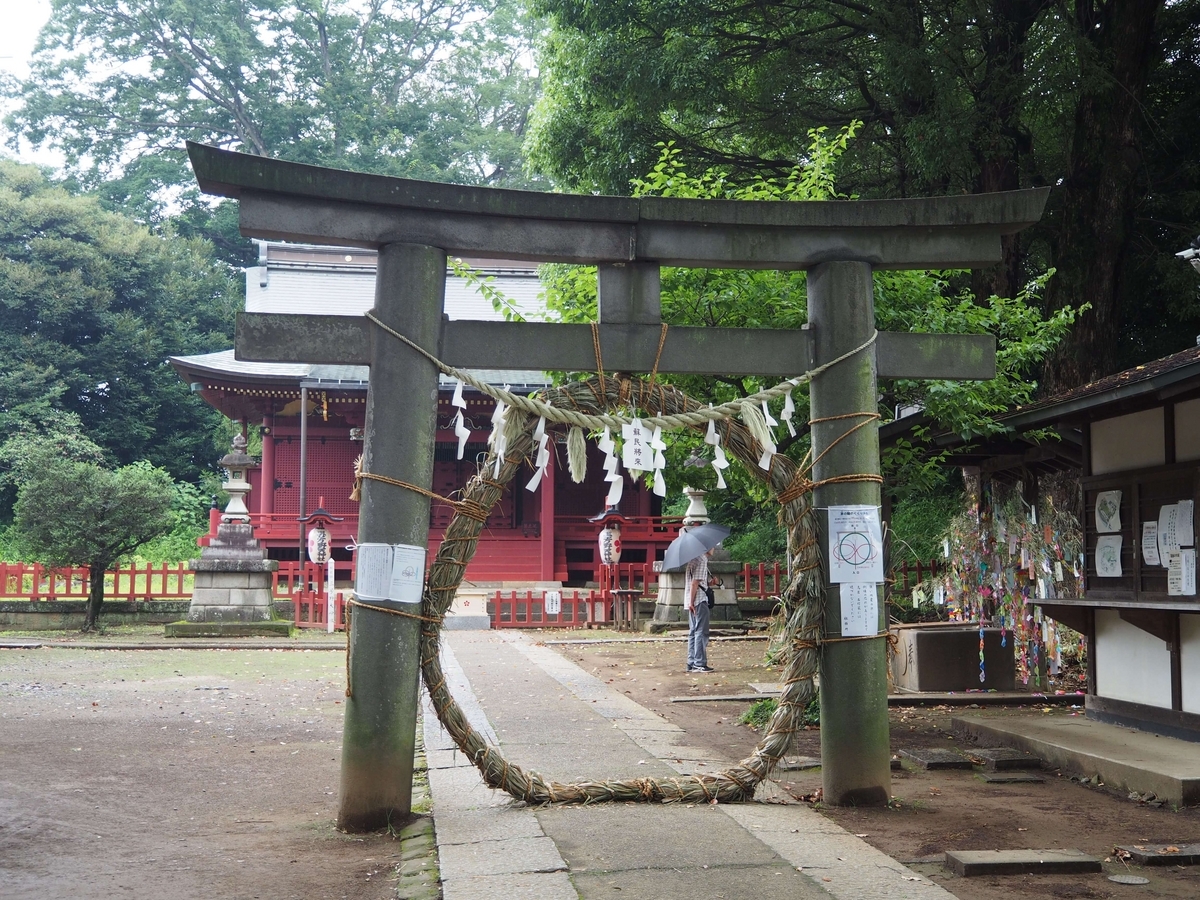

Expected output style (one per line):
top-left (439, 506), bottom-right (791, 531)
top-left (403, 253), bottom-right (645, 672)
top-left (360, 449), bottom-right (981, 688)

top-left (687, 596), bottom-right (710, 669)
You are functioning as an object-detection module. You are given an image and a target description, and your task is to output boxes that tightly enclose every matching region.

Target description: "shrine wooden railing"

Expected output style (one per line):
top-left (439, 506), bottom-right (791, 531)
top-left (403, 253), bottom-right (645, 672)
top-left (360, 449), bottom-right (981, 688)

top-left (0, 562), bottom-right (193, 601)
top-left (274, 560), bottom-right (355, 630)
top-left (887, 558), bottom-right (943, 600)
top-left (487, 560), bottom-right (787, 629)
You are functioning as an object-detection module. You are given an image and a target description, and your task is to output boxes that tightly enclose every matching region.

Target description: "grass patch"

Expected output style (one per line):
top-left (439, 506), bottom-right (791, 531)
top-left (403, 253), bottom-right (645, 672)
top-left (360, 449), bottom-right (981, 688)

top-left (739, 693), bottom-right (820, 730)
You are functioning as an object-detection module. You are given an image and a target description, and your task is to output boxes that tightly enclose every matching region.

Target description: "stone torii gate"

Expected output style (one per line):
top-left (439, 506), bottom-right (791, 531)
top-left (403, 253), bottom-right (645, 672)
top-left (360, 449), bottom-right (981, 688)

top-left (187, 142), bottom-right (1047, 830)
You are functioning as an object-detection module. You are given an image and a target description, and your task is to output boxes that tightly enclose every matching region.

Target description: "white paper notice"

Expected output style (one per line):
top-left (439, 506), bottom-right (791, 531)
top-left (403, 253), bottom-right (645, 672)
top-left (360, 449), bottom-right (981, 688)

top-left (1095, 490), bottom-right (1122, 533)
top-left (1141, 521), bottom-right (1161, 567)
top-left (1159, 504), bottom-right (1180, 561)
top-left (388, 543), bottom-right (426, 604)
top-left (1183, 549), bottom-right (1197, 596)
top-left (1095, 535), bottom-right (1123, 578)
top-left (1168, 550), bottom-right (1183, 595)
top-left (620, 419), bottom-right (649, 473)
top-left (1179, 500), bottom-right (1195, 547)
top-left (354, 543), bottom-right (426, 603)
top-left (828, 506), bottom-right (885, 583)
top-left (840, 583), bottom-right (878, 637)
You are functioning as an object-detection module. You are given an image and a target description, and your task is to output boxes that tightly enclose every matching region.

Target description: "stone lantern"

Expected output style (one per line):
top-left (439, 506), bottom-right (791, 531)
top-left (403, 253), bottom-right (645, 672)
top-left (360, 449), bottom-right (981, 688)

top-left (650, 487), bottom-right (744, 631)
top-left (219, 432), bottom-right (254, 523)
top-left (682, 486), bottom-right (710, 525)
top-left (167, 433), bottom-right (286, 637)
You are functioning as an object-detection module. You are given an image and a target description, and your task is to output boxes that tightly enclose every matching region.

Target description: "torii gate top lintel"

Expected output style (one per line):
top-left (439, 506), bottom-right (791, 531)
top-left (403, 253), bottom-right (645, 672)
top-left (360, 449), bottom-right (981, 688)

top-left (187, 142), bottom-right (1048, 271)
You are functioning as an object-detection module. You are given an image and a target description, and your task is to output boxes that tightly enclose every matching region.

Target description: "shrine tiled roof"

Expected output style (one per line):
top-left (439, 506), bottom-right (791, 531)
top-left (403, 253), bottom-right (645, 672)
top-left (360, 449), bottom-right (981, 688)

top-left (1001, 344), bottom-right (1200, 429)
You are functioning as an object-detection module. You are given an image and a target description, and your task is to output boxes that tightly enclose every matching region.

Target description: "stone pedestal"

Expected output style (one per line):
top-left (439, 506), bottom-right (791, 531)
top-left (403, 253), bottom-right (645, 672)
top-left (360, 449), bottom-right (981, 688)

top-left (167, 523), bottom-right (287, 637)
top-left (649, 551), bottom-right (744, 632)
top-left (890, 622), bottom-right (1015, 692)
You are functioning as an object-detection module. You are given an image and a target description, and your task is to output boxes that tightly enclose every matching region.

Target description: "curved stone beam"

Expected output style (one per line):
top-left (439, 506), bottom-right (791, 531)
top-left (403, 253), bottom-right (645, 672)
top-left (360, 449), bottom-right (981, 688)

top-left (187, 142), bottom-right (1048, 271)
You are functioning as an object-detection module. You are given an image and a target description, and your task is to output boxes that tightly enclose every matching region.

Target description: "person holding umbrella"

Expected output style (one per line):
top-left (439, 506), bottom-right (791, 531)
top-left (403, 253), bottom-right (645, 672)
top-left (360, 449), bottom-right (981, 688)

top-left (685, 547), bottom-right (717, 672)
top-left (663, 522), bottom-right (729, 673)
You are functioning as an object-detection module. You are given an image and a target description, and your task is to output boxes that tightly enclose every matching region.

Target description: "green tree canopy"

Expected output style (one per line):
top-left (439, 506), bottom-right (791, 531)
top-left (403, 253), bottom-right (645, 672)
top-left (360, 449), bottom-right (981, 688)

top-left (538, 131), bottom-right (1079, 553)
top-left (0, 159), bottom-right (238, 513)
top-left (527, 0), bottom-right (1199, 391)
top-left (4, 0), bottom-right (542, 203)
top-left (15, 451), bottom-right (176, 630)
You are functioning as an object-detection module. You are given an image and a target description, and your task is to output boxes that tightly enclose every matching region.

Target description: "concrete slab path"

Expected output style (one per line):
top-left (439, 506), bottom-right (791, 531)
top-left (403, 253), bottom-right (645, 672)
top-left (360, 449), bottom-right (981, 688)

top-left (954, 714), bottom-right (1200, 807)
top-left (424, 630), bottom-right (955, 900)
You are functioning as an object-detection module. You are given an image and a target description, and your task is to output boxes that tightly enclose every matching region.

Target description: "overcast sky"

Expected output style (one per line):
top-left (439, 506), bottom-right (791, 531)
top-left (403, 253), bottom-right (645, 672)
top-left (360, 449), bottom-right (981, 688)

top-left (0, 0), bottom-right (57, 167)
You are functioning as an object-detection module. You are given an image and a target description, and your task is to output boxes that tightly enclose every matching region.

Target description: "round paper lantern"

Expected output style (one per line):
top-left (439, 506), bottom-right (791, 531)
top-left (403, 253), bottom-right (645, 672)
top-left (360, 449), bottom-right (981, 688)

top-left (307, 525), bottom-right (330, 564)
top-left (598, 522), bottom-right (622, 566)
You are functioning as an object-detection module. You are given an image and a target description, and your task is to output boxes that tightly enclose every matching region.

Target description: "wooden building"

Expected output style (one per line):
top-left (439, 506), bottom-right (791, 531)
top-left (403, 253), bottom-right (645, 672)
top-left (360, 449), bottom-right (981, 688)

top-left (171, 242), bottom-right (678, 585)
top-left (884, 345), bottom-right (1200, 740)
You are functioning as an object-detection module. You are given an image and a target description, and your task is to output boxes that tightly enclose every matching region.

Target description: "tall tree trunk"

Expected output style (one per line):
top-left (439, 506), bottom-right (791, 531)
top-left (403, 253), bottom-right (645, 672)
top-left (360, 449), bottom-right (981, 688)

top-left (83, 563), bottom-right (105, 633)
top-left (1042, 0), bottom-right (1164, 393)
top-left (971, 0), bottom-right (1048, 303)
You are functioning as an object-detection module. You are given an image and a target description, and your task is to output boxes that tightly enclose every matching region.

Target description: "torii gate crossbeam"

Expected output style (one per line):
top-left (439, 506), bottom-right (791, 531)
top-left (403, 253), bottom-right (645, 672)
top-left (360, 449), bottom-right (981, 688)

top-left (187, 143), bottom-right (1048, 830)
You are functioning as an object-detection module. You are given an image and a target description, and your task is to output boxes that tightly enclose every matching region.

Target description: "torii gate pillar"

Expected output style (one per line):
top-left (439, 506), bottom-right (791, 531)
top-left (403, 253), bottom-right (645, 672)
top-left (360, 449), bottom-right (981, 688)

top-left (338, 243), bottom-right (444, 831)
top-left (808, 261), bottom-right (890, 804)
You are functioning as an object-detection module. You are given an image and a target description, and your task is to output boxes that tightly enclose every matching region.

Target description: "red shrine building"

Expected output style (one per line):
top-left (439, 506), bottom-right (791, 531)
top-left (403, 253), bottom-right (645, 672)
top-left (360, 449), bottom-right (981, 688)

top-left (170, 242), bottom-right (677, 585)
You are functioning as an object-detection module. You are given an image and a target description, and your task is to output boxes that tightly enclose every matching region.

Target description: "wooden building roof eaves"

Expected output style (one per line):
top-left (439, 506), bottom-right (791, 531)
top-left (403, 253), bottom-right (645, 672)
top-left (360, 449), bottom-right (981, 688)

top-left (169, 349), bottom-right (552, 394)
top-left (1000, 345), bottom-right (1200, 431)
top-left (881, 345), bottom-right (1200, 452)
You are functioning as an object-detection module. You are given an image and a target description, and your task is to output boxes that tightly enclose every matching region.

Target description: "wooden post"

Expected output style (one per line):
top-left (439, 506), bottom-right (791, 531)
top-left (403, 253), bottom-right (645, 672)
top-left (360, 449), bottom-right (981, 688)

top-left (808, 260), bottom-right (891, 807)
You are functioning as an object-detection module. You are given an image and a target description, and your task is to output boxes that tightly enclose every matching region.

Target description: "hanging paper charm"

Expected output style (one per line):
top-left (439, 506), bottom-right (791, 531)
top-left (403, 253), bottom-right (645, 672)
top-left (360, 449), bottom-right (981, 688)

top-left (525, 416), bottom-right (551, 492)
top-left (452, 378), bottom-right (470, 459)
top-left (705, 412), bottom-right (730, 489)
top-left (650, 426), bottom-right (667, 497)
top-left (620, 418), bottom-right (648, 473)
top-left (489, 392), bottom-right (509, 477)
top-left (598, 427), bottom-right (623, 507)
top-left (781, 385), bottom-right (797, 437)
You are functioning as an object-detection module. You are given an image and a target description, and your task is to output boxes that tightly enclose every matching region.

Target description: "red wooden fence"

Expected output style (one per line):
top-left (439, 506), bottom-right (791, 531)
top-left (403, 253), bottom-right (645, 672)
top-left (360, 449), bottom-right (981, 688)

top-left (0, 562), bottom-right (192, 601)
top-left (1, 556), bottom-right (790, 633)
top-left (489, 560), bottom-right (788, 629)
top-left (890, 558), bottom-right (942, 597)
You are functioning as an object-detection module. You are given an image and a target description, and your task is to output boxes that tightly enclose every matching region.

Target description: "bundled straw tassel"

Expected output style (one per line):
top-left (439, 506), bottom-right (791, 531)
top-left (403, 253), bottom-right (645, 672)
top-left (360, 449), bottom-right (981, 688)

top-left (739, 400), bottom-right (775, 455)
top-left (502, 408), bottom-right (528, 454)
top-left (567, 426), bottom-right (588, 483)
top-left (349, 454), bottom-right (364, 502)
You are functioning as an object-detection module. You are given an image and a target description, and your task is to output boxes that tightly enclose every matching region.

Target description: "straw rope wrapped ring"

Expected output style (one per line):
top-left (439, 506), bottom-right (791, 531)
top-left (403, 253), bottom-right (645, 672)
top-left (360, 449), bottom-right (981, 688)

top-left (419, 375), bottom-right (825, 804)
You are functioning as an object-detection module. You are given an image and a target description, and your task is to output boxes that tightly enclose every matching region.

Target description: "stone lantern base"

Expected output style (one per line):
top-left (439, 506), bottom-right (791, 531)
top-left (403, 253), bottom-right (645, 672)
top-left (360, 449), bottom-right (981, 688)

top-left (166, 522), bottom-right (289, 638)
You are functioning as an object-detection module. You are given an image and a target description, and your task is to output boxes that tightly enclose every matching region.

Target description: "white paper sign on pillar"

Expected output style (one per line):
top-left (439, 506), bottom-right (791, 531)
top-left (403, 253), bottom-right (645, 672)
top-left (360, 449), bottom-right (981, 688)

top-left (840, 583), bottom-right (879, 637)
top-left (354, 542), bottom-right (426, 605)
top-left (388, 544), bottom-right (427, 604)
top-left (354, 543), bottom-right (393, 600)
top-left (828, 505), bottom-right (885, 583)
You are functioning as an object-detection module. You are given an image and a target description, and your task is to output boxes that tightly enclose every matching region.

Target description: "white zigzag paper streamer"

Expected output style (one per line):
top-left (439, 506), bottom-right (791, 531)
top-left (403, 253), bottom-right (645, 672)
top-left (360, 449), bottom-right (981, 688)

top-left (453, 411), bottom-right (470, 459)
top-left (781, 386), bottom-right (797, 437)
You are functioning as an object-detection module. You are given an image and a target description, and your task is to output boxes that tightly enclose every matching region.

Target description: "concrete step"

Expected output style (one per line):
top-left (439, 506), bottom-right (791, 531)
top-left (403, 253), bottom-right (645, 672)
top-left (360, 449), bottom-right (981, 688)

top-left (1115, 842), bottom-right (1200, 866)
top-left (899, 748), bottom-right (973, 770)
top-left (945, 849), bottom-right (1101, 877)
